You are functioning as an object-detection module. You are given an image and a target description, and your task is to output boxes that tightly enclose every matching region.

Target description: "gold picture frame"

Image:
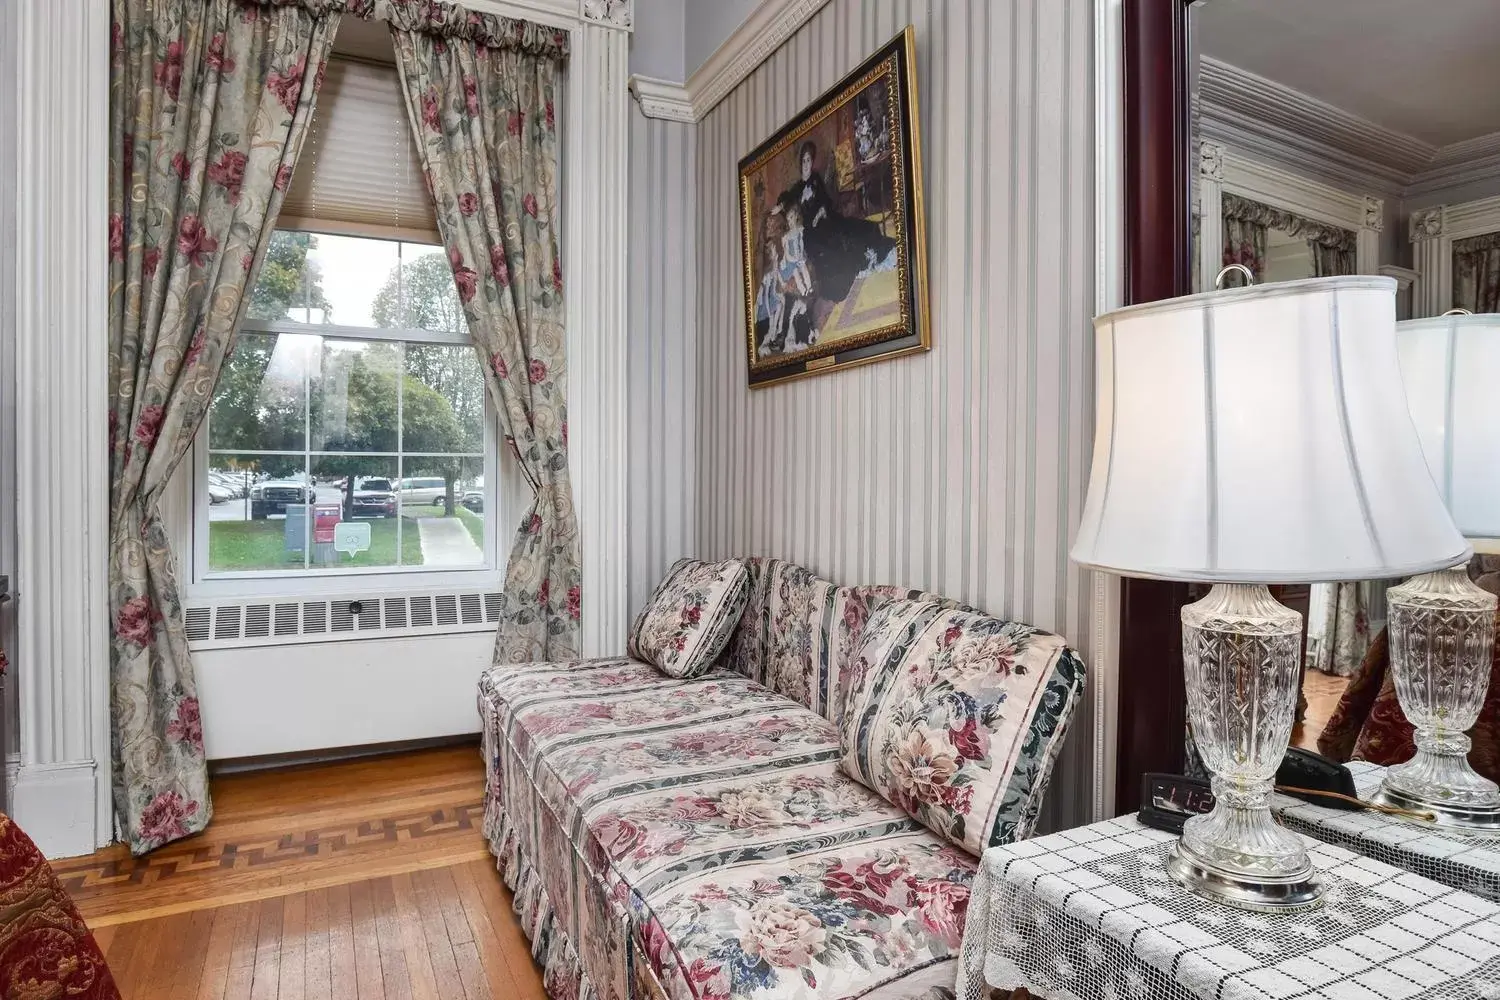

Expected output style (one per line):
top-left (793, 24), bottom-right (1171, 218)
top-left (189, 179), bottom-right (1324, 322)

top-left (738, 26), bottom-right (929, 389)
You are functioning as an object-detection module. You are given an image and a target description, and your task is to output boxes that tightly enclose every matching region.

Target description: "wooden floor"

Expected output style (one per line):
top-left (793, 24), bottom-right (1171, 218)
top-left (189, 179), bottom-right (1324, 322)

top-left (1292, 669), bottom-right (1351, 752)
top-left (57, 745), bottom-right (547, 1000)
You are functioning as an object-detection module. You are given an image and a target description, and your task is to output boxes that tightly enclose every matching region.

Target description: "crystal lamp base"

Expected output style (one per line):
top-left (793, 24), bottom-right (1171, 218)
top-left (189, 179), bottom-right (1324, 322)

top-left (1173, 584), bottom-right (1325, 912)
top-left (1378, 567), bottom-right (1499, 833)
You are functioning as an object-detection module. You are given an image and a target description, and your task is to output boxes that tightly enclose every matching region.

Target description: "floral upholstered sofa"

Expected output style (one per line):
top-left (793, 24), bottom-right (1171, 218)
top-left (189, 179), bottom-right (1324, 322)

top-left (478, 557), bottom-right (1086, 1000)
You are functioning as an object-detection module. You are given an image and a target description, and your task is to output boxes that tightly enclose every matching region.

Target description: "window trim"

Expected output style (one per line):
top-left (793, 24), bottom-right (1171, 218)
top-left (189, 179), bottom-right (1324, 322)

top-left (188, 321), bottom-right (504, 599)
top-left (237, 317), bottom-right (471, 347)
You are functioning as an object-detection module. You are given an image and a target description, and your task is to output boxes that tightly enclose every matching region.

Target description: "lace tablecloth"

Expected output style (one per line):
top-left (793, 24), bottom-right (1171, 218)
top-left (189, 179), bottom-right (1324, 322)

top-left (1273, 761), bottom-right (1500, 901)
top-left (957, 816), bottom-right (1500, 1000)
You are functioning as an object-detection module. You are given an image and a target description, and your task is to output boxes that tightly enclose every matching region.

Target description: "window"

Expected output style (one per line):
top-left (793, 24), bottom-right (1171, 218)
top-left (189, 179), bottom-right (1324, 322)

top-left (199, 229), bottom-right (494, 578)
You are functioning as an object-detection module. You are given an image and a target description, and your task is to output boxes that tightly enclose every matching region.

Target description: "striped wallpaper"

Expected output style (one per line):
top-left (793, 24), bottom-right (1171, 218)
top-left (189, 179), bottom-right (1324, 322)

top-left (627, 107), bottom-right (699, 615)
top-left (628, 0), bottom-right (1100, 830)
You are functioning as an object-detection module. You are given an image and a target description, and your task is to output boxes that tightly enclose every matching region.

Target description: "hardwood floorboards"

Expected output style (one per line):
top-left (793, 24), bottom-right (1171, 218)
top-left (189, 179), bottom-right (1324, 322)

top-left (64, 745), bottom-right (547, 1000)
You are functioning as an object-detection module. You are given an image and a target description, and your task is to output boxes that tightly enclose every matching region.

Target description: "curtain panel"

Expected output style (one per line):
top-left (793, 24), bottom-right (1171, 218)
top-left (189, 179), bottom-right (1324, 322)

top-left (108, 0), bottom-right (340, 853)
top-left (389, 24), bottom-right (581, 661)
top-left (1454, 232), bottom-right (1500, 313)
top-left (1221, 215), bottom-right (1267, 286)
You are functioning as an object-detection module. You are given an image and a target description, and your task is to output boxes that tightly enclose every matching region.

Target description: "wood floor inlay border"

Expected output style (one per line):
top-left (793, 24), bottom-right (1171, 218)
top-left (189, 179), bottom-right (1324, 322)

top-left (56, 800), bottom-right (483, 894)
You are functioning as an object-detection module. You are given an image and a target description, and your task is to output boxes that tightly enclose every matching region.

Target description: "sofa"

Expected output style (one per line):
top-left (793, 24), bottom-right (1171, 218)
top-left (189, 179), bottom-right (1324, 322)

top-left (478, 556), bottom-right (1086, 1000)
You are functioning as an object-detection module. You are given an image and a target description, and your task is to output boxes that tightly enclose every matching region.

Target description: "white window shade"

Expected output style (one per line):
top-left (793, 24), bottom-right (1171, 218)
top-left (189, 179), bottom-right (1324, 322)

top-left (278, 56), bottom-right (439, 244)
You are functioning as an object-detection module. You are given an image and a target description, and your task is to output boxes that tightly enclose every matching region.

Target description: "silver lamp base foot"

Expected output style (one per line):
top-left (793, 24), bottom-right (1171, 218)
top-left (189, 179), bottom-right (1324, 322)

top-left (1167, 841), bottom-right (1326, 913)
top-left (1369, 783), bottom-right (1500, 834)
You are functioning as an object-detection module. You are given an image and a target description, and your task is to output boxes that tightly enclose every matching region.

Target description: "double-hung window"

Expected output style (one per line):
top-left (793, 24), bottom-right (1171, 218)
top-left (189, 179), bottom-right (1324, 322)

top-left (193, 42), bottom-right (506, 586)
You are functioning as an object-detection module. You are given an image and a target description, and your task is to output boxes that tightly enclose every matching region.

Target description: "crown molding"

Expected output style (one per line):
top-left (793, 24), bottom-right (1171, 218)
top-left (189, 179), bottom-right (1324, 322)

top-left (629, 76), bottom-right (694, 123)
top-left (685, 0), bottom-right (831, 120)
top-left (626, 0), bottom-right (832, 122)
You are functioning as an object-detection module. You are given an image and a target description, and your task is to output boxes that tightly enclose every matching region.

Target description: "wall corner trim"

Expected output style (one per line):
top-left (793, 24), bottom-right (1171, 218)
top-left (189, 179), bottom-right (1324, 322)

top-left (629, 76), bottom-right (695, 123)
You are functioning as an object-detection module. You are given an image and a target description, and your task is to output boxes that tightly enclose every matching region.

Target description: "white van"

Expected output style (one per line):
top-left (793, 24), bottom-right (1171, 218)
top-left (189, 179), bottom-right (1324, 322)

top-left (397, 476), bottom-right (449, 506)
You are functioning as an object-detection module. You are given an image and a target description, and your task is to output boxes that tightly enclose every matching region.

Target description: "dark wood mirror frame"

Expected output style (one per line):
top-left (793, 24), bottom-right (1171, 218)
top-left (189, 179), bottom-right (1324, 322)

top-left (1113, 0), bottom-right (1316, 812)
top-left (1114, 0), bottom-right (1196, 812)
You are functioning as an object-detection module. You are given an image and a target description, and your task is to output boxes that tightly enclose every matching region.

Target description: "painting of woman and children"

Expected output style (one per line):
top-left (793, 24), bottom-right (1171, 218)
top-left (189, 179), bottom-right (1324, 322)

top-left (738, 27), bottom-right (930, 388)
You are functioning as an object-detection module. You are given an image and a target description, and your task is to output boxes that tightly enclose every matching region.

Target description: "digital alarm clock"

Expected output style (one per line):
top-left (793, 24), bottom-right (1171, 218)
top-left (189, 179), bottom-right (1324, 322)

top-left (1138, 772), bottom-right (1215, 834)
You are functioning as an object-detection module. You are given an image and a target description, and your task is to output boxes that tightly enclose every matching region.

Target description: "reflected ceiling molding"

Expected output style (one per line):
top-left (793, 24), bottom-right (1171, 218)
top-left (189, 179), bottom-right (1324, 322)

top-left (1199, 56), bottom-right (1500, 200)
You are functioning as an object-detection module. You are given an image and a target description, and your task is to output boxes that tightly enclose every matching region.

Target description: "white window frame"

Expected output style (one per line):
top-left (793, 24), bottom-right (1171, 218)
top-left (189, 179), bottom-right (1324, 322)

top-left (187, 311), bottom-right (505, 600)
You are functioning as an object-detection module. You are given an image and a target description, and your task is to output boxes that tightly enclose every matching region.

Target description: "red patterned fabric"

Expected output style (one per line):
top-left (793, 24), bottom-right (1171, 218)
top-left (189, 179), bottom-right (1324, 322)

top-left (0, 814), bottom-right (119, 1000)
top-left (1319, 608), bottom-right (1500, 781)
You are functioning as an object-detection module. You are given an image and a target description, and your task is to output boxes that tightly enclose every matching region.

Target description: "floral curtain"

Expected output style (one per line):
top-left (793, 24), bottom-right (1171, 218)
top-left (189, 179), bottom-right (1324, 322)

top-left (389, 21), bottom-right (579, 661)
top-left (109, 0), bottom-right (339, 853)
top-left (1221, 214), bottom-right (1267, 286)
top-left (1454, 232), bottom-right (1500, 313)
top-left (1308, 580), bottom-right (1387, 677)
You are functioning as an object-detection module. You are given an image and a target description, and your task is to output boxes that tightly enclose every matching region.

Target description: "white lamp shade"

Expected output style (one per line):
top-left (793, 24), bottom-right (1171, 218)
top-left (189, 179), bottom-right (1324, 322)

top-left (1071, 276), bottom-right (1470, 582)
top-left (1397, 313), bottom-right (1500, 544)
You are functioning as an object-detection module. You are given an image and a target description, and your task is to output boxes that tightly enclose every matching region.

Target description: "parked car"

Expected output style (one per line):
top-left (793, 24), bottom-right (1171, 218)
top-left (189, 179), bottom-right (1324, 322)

top-left (461, 477), bottom-right (483, 513)
top-left (397, 476), bottom-right (450, 507)
top-left (249, 478), bottom-right (312, 519)
top-left (209, 471), bottom-right (250, 498)
top-left (207, 480), bottom-right (234, 504)
top-left (352, 477), bottom-right (397, 518)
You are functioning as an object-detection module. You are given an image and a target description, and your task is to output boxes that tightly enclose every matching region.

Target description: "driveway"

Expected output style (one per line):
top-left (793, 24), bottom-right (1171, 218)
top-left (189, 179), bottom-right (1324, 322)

top-left (417, 516), bottom-right (483, 566)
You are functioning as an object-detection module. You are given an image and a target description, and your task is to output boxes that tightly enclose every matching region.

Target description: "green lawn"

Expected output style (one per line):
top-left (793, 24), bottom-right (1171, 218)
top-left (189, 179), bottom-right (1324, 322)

top-left (454, 506), bottom-right (485, 549)
top-left (209, 516), bottom-right (422, 571)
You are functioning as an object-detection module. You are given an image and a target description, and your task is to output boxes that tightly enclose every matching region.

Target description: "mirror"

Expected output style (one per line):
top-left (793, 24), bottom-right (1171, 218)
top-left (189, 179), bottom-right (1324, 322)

top-left (1189, 0), bottom-right (1500, 758)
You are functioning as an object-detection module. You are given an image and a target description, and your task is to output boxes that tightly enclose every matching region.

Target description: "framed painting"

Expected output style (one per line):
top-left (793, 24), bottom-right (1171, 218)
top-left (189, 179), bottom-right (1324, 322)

top-left (738, 25), bottom-right (929, 389)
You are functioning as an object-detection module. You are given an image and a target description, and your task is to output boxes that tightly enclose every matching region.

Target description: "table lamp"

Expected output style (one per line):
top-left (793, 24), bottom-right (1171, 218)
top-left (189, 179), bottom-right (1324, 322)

top-left (1072, 271), bottom-right (1470, 912)
top-left (1373, 311), bottom-right (1500, 829)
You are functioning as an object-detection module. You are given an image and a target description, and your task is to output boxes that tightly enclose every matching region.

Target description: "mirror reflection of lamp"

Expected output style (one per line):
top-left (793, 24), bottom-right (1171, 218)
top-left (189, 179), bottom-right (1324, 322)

top-left (1373, 310), bottom-right (1500, 829)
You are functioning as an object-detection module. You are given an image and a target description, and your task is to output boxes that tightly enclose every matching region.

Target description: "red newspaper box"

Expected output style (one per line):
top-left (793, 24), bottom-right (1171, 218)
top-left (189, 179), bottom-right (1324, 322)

top-left (313, 504), bottom-right (342, 544)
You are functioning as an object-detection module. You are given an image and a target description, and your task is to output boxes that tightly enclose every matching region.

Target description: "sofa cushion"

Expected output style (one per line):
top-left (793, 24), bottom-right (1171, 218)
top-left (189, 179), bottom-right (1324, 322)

top-left (629, 558), bottom-right (751, 678)
top-left (840, 600), bottom-right (1087, 853)
top-left (480, 655), bottom-right (978, 1000)
top-left (720, 556), bottom-right (774, 684)
top-left (761, 561), bottom-right (839, 716)
top-left (637, 833), bottom-right (973, 1000)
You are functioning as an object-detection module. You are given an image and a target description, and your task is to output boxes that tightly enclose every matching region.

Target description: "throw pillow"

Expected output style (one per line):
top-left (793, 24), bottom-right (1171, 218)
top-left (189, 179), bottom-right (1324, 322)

top-left (629, 558), bottom-right (751, 679)
top-left (840, 599), bottom-right (1087, 852)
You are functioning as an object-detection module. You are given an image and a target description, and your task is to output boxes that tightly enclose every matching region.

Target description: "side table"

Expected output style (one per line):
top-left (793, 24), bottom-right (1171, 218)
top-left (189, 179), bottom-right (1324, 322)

top-left (1273, 761), bottom-right (1500, 902)
top-left (957, 816), bottom-right (1500, 1000)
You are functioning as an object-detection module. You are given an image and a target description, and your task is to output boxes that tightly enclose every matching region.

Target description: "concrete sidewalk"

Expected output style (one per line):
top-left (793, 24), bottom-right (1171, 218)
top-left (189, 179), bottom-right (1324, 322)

top-left (416, 516), bottom-right (483, 566)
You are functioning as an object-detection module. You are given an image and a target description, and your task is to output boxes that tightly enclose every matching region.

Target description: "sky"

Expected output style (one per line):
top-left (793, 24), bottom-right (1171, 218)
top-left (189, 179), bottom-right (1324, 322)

top-left (303, 232), bottom-right (447, 328)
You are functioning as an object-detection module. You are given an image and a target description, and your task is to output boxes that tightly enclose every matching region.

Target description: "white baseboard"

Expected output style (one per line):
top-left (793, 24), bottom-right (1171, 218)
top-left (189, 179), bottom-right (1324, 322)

top-left (11, 759), bottom-right (103, 860)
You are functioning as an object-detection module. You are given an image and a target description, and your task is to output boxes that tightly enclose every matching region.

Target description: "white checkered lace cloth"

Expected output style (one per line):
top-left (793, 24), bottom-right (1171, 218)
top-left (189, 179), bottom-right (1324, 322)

top-left (1273, 762), bottom-right (1500, 903)
top-left (956, 816), bottom-right (1500, 1000)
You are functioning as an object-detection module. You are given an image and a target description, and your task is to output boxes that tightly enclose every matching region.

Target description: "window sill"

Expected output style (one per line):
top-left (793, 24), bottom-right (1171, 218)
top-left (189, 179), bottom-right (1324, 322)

top-left (184, 567), bottom-right (504, 603)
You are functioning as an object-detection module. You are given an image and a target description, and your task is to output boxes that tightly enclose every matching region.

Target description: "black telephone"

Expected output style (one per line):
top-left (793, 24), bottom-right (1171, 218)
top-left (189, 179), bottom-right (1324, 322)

top-left (1139, 749), bottom-right (1360, 834)
top-left (1275, 747), bottom-right (1360, 809)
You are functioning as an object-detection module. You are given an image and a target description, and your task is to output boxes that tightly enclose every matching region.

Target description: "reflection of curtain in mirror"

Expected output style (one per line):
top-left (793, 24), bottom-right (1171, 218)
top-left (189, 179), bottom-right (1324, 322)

top-left (1221, 193), bottom-right (1357, 283)
top-left (1309, 580), bottom-right (1388, 677)
top-left (1454, 233), bottom-right (1500, 313)
top-left (1190, 211), bottom-right (1202, 293)
top-left (1309, 241), bottom-right (1356, 277)
top-left (1221, 217), bottom-right (1267, 286)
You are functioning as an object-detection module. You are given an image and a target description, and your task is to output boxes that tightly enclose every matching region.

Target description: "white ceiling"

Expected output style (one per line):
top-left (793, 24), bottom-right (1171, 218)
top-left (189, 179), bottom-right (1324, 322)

top-left (1196, 0), bottom-right (1500, 147)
